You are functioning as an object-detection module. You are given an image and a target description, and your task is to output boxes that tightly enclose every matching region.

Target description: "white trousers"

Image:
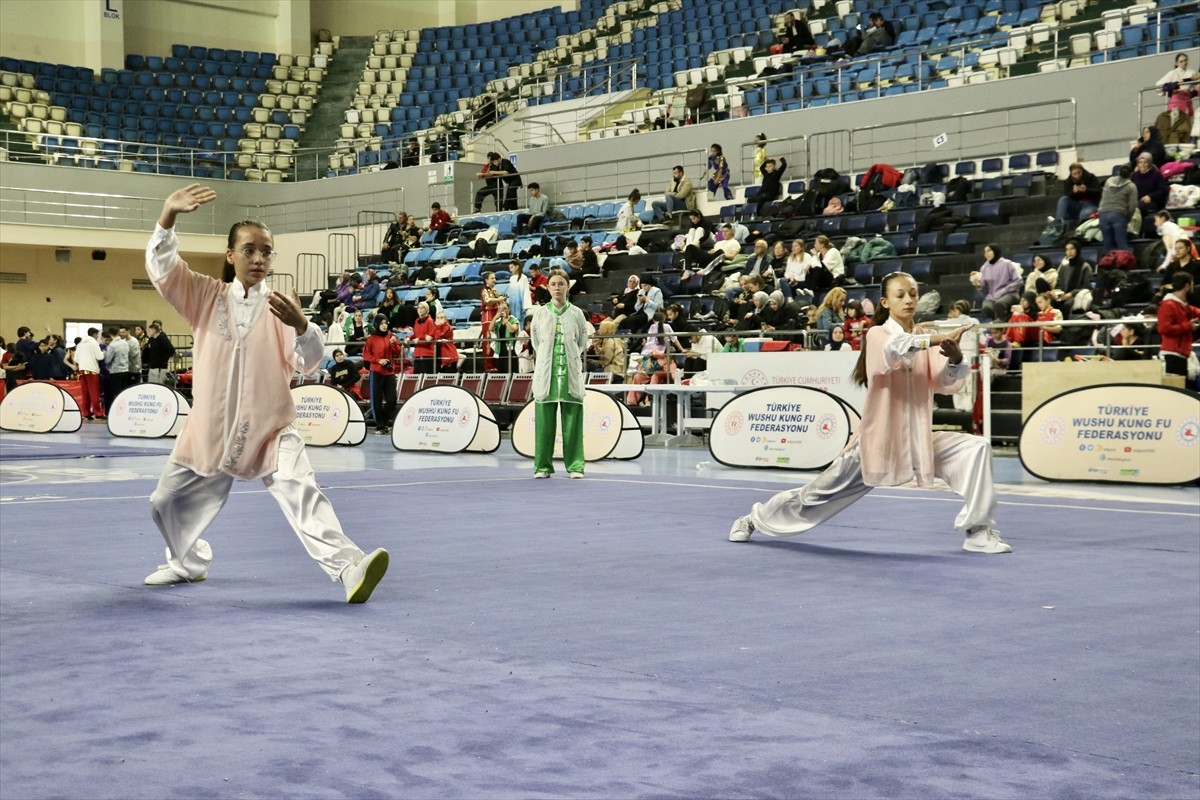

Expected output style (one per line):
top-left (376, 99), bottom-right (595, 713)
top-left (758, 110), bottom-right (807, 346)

top-left (150, 430), bottom-right (364, 581)
top-left (748, 431), bottom-right (996, 538)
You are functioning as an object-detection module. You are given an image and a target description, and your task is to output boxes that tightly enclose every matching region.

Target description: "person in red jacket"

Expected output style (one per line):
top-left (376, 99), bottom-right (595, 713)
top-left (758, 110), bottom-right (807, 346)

top-left (361, 315), bottom-right (404, 434)
top-left (432, 309), bottom-right (458, 373)
top-left (1157, 271), bottom-right (1200, 376)
top-left (427, 202), bottom-right (452, 243)
top-left (407, 301), bottom-right (438, 374)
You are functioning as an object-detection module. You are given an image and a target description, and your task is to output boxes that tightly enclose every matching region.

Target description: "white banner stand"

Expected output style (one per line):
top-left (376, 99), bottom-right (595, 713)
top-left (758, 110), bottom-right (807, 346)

top-left (709, 385), bottom-right (852, 470)
top-left (106, 383), bottom-right (190, 438)
top-left (392, 385), bottom-right (500, 453)
top-left (0, 382), bottom-right (82, 433)
top-left (291, 384), bottom-right (366, 447)
top-left (1020, 383), bottom-right (1200, 485)
top-left (510, 388), bottom-right (641, 461)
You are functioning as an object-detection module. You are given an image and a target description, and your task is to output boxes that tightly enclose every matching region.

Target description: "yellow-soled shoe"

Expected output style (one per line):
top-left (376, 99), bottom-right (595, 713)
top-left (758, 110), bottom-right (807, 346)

top-left (343, 548), bottom-right (389, 603)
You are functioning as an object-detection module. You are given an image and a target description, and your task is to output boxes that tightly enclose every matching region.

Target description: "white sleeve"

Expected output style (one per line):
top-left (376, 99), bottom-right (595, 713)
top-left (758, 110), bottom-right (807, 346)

top-left (294, 323), bottom-right (325, 375)
top-left (881, 330), bottom-right (933, 369)
top-left (146, 224), bottom-right (182, 281)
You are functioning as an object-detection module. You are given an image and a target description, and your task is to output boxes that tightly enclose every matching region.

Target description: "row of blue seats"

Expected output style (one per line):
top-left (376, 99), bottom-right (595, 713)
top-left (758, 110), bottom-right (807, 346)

top-left (57, 96), bottom-right (274, 119)
top-left (140, 47), bottom-right (278, 66)
top-left (422, 9), bottom-right (584, 39)
top-left (63, 120), bottom-right (296, 146)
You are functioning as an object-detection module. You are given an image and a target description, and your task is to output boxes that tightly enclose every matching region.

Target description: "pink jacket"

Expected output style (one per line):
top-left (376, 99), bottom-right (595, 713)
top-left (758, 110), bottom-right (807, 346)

top-left (858, 318), bottom-right (967, 487)
top-left (151, 247), bottom-right (303, 480)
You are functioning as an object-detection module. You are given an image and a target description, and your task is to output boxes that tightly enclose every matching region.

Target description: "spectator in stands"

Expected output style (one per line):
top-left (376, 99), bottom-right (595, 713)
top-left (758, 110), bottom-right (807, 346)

top-left (1025, 253), bottom-right (1058, 295)
top-left (1131, 153), bottom-right (1170, 237)
top-left (1157, 272), bottom-right (1200, 376)
top-left (1098, 164), bottom-right (1137, 254)
top-left (783, 238), bottom-right (819, 301)
top-left (351, 268), bottom-right (381, 310)
top-left (743, 239), bottom-right (774, 282)
top-left (516, 182), bottom-right (550, 234)
top-left (753, 134), bottom-right (769, 175)
top-left (844, 299), bottom-right (870, 350)
top-left (684, 223), bottom-right (743, 280)
top-left (381, 211), bottom-right (407, 263)
top-left (736, 291), bottom-right (773, 332)
top-left (473, 94), bottom-right (497, 131)
top-left (490, 298), bottom-right (521, 373)
top-left (1165, 239), bottom-right (1200, 305)
top-left (373, 287), bottom-right (400, 327)
top-left (343, 307), bottom-right (367, 344)
top-left (327, 350), bottom-right (361, 394)
top-left (591, 319), bottom-right (627, 383)
top-left (621, 275), bottom-right (664, 334)
top-left (976, 244), bottom-right (1024, 322)
top-left (706, 144), bottom-right (732, 200)
top-left (475, 152), bottom-right (521, 212)
top-left (678, 210), bottom-right (713, 270)
top-left (1129, 125), bottom-right (1169, 168)
top-left (315, 271), bottom-right (354, 317)
top-left (362, 315), bottom-right (403, 433)
top-left (815, 287), bottom-right (848, 339)
top-left (144, 323), bottom-right (176, 386)
top-left (617, 189), bottom-right (642, 233)
top-left (1053, 246), bottom-right (1094, 315)
top-left (1108, 323), bottom-right (1152, 361)
top-left (850, 12), bottom-right (895, 57)
top-left (428, 202), bottom-right (452, 241)
top-left (432, 310), bottom-right (458, 373)
top-left (1055, 163), bottom-right (1102, 226)
top-left (422, 286), bottom-right (440, 320)
top-left (1156, 53), bottom-right (1198, 117)
top-left (563, 240), bottom-right (584, 272)
top-left (812, 235), bottom-right (845, 285)
top-left (516, 315), bottom-right (535, 374)
top-left (480, 271), bottom-right (505, 371)
top-left (528, 263), bottom-right (550, 304)
top-left (770, 239), bottom-right (789, 272)
top-left (753, 157), bottom-right (788, 217)
top-left (407, 301), bottom-right (438, 374)
top-left (507, 260), bottom-right (531, 322)
top-left (1057, 241), bottom-right (1094, 308)
top-left (401, 139), bottom-right (421, 167)
top-left (626, 311), bottom-right (681, 405)
top-left (651, 166), bottom-right (697, 222)
top-left (778, 11), bottom-right (816, 54)
top-left (579, 235), bottom-right (601, 276)
top-left (612, 274), bottom-right (641, 321)
top-left (1155, 212), bottom-right (1187, 272)
top-left (825, 324), bottom-right (853, 351)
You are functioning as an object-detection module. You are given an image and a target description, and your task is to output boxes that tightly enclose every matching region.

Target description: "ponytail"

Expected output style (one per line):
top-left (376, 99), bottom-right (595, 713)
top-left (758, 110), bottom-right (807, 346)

top-left (851, 272), bottom-right (906, 387)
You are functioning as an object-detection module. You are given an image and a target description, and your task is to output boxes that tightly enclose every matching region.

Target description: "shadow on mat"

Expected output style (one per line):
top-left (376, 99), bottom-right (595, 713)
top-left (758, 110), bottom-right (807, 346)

top-left (750, 539), bottom-right (959, 561)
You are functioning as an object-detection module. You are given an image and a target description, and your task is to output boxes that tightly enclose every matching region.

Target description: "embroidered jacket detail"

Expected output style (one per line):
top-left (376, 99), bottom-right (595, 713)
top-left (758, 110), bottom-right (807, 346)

top-left (224, 420), bottom-right (251, 469)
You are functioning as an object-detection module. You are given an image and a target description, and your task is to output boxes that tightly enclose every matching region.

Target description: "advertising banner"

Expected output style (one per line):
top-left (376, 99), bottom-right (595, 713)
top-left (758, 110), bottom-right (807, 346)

top-left (291, 384), bottom-right (366, 447)
top-left (510, 388), bottom-right (639, 461)
top-left (709, 386), bottom-right (853, 470)
top-left (392, 385), bottom-right (499, 453)
top-left (0, 382), bottom-right (82, 433)
top-left (1020, 384), bottom-right (1200, 485)
top-left (106, 383), bottom-right (190, 438)
top-left (703, 351), bottom-right (866, 414)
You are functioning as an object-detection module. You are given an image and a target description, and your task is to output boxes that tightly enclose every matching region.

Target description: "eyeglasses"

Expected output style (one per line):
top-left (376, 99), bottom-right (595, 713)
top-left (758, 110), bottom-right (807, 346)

top-left (234, 247), bottom-right (278, 261)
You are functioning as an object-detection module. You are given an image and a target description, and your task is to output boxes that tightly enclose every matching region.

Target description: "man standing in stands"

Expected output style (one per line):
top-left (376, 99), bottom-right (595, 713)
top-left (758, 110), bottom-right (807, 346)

top-left (651, 165), bottom-right (697, 223)
top-left (474, 152), bottom-right (521, 213)
top-left (143, 323), bottom-right (176, 386)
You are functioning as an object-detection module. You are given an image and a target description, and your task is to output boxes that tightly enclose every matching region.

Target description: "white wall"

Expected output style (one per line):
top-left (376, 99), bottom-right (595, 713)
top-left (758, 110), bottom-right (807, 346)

top-left (309, 0), bottom-right (574, 36)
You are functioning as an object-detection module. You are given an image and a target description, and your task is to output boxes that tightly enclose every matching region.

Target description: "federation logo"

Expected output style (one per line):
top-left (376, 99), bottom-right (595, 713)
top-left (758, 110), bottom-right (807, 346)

top-left (402, 407), bottom-right (416, 427)
top-left (1177, 417), bottom-right (1199, 447)
top-left (816, 413), bottom-right (836, 439)
top-left (724, 410), bottom-right (744, 436)
top-left (741, 369), bottom-right (769, 387)
top-left (598, 415), bottom-right (613, 433)
top-left (1039, 415), bottom-right (1066, 445)
top-left (458, 410), bottom-right (470, 426)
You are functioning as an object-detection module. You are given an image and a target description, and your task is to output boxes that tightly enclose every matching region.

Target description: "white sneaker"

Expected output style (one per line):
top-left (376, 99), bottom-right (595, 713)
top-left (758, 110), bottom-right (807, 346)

top-left (728, 515), bottom-right (754, 542)
top-left (962, 528), bottom-right (1013, 554)
top-left (343, 548), bottom-right (389, 604)
top-left (534, 472), bottom-right (551, 479)
top-left (568, 472), bottom-right (584, 480)
top-left (144, 565), bottom-right (207, 585)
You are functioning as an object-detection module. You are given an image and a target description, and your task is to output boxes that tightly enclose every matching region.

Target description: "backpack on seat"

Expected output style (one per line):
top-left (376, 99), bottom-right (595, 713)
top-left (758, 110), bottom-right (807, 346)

top-left (1038, 218), bottom-right (1068, 247)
